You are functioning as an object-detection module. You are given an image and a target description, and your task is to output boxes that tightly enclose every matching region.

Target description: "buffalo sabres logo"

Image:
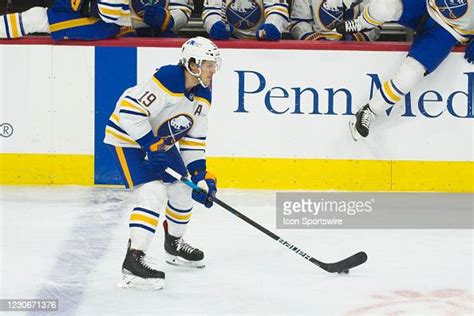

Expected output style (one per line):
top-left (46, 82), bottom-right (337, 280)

top-left (435, 0), bottom-right (468, 20)
top-left (170, 115), bottom-right (193, 130)
top-left (226, 0), bottom-right (263, 30)
top-left (319, 0), bottom-right (355, 30)
top-left (153, 114), bottom-right (193, 151)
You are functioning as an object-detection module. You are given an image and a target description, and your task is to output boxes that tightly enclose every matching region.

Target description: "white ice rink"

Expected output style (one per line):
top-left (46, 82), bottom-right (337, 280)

top-left (0, 186), bottom-right (473, 315)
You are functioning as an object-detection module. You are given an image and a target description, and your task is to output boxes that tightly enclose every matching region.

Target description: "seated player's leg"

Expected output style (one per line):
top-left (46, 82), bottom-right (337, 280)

top-left (337, 0), bottom-right (403, 33)
top-left (0, 6), bottom-right (49, 38)
top-left (47, 6), bottom-right (120, 40)
top-left (164, 181), bottom-right (205, 268)
top-left (107, 145), bottom-right (166, 290)
top-left (350, 16), bottom-right (459, 140)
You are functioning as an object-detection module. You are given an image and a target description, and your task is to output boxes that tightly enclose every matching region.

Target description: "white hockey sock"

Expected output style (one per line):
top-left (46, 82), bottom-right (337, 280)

top-left (129, 181), bottom-right (167, 251)
top-left (165, 202), bottom-right (192, 238)
top-left (369, 57), bottom-right (426, 115)
top-left (0, 7), bottom-right (49, 38)
top-left (129, 207), bottom-right (160, 251)
top-left (357, 0), bottom-right (403, 30)
top-left (21, 7), bottom-right (50, 34)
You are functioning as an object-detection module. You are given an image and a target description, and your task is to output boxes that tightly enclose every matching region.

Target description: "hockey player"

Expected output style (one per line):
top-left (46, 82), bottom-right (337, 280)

top-left (104, 37), bottom-right (220, 290)
top-left (202, 0), bottom-right (289, 41)
top-left (129, 0), bottom-right (194, 37)
top-left (0, 0), bottom-right (133, 40)
top-left (336, 0), bottom-right (474, 140)
top-left (290, 0), bottom-right (380, 41)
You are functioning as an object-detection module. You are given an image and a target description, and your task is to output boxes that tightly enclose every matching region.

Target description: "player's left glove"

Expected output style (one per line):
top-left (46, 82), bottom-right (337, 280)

top-left (143, 5), bottom-right (174, 32)
top-left (209, 21), bottom-right (233, 40)
top-left (191, 171), bottom-right (217, 208)
top-left (256, 23), bottom-right (281, 41)
top-left (465, 39), bottom-right (474, 64)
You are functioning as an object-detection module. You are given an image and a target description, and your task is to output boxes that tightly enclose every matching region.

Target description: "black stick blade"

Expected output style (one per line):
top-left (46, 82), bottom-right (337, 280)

top-left (311, 251), bottom-right (368, 273)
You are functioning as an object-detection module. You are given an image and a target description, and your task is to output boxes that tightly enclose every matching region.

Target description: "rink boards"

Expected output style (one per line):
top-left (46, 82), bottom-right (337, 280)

top-left (0, 39), bottom-right (472, 192)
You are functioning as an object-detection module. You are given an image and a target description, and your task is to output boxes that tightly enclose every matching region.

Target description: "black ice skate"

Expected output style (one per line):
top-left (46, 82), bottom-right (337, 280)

top-left (119, 245), bottom-right (165, 290)
top-left (336, 19), bottom-right (364, 34)
top-left (349, 104), bottom-right (376, 141)
top-left (163, 220), bottom-right (205, 268)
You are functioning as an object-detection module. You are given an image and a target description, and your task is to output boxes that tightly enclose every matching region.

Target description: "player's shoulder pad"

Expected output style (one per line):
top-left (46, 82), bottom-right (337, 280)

top-left (153, 65), bottom-right (185, 96)
top-left (193, 85), bottom-right (212, 108)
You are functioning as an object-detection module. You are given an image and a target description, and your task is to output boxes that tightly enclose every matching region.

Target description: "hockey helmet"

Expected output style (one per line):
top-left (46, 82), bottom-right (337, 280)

top-left (180, 37), bottom-right (221, 73)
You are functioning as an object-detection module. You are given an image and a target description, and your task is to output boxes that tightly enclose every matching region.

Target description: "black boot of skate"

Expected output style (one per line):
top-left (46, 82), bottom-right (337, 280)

top-left (163, 220), bottom-right (205, 268)
top-left (349, 104), bottom-right (376, 141)
top-left (336, 19), bottom-right (364, 34)
top-left (119, 243), bottom-right (165, 290)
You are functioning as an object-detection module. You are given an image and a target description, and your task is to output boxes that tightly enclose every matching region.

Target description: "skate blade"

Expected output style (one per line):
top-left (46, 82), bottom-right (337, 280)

top-left (348, 119), bottom-right (361, 142)
top-left (118, 273), bottom-right (165, 290)
top-left (165, 253), bottom-right (205, 269)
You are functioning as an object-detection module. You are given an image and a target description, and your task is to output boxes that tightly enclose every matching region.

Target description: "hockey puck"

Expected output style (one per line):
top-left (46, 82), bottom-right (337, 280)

top-left (337, 270), bottom-right (350, 274)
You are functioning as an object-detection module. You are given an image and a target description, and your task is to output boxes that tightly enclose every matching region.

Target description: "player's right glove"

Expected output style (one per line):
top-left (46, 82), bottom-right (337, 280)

top-left (191, 170), bottom-right (217, 208)
top-left (161, 145), bottom-right (187, 183)
top-left (141, 138), bottom-right (187, 182)
top-left (209, 21), bottom-right (233, 40)
top-left (256, 23), bottom-right (281, 41)
top-left (465, 39), bottom-right (474, 64)
top-left (144, 147), bottom-right (168, 178)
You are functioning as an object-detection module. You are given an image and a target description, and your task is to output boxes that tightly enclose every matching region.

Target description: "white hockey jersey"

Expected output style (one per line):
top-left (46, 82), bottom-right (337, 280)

top-left (97, 0), bottom-right (132, 26)
top-left (130, 0), bottom-right (194, 33)
top-left (427, 0), bottom-right (474, 43)
top-left (202, 0), bottom-right (289, 39)
top-left (104, 65), bottom-right (210, 168)
top-left (290, 0), bottom-right (379, 41)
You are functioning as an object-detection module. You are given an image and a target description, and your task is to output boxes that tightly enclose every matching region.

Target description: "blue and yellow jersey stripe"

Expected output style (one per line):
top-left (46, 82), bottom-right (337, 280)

top-left (97, 1), bottom-right (131, 22)
top-left (119, 97), bottom-right (149, 117)
top-left (169, 3), bottom-right (193, 19)
top-left (105, 113), bottom-right (140, 146)
top-left (49, 17), bottom-right (100, 32)
top-left (264, 3), bottom-right (289, 21)
top-left (179, 136), bottom-right (206, 151)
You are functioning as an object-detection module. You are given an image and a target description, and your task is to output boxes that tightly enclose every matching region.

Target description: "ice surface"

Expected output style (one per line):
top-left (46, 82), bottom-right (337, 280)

top-left (0, 186), bottom-right (472, 315)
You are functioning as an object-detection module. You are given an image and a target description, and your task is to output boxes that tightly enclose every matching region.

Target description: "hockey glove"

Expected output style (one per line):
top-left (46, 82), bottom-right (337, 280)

top-left (162, 145), bottom-right (187, 183)
top-left (465, 39), bottom-right (474, 64)
top-left (256, 23), bottom-right (281, 41)
top-left (143, 5), bottom-right (174, 32)
top-left (144, 148), bottom-right (168, 178)
top-left (142, 138), bottom-right (186, 181)
top-left (191, 171), bottom-right (217, 208)
top-left (209, 21), bottom-right (233, 40)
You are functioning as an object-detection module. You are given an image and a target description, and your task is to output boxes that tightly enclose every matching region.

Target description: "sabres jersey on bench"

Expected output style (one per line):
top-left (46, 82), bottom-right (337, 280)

top-left (427, 0), bottom-right (474, 43)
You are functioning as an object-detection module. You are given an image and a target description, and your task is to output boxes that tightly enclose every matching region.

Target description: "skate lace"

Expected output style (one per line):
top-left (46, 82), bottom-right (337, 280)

top-left (138, 254), bottom-right (155, 271)
top-left (176, 239), bottom-right (195, 254)
top-left (361, 108), bottom-right (374, 128)
top-left (345, 20), bottom-right (361, 33)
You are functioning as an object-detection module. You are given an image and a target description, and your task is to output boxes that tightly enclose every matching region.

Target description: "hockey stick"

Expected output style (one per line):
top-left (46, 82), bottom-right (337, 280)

top-left (221, 0), bottom-right (231, 33)
top-left (165, 168), bottom-right (368, 273)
